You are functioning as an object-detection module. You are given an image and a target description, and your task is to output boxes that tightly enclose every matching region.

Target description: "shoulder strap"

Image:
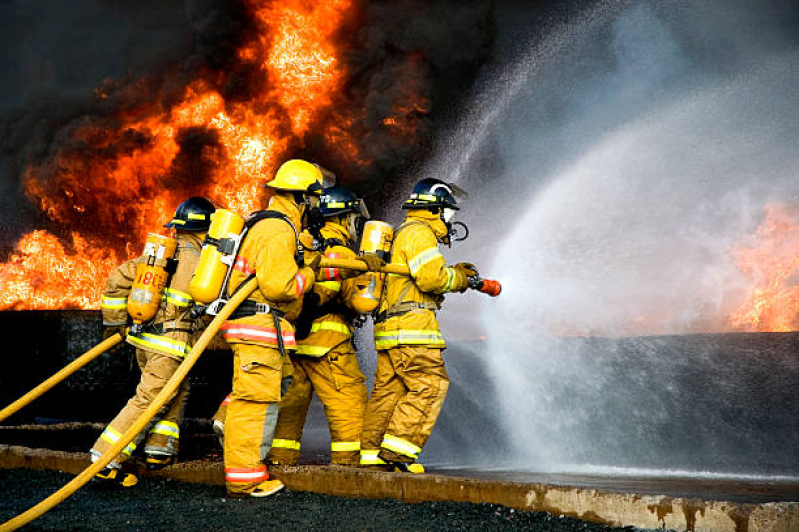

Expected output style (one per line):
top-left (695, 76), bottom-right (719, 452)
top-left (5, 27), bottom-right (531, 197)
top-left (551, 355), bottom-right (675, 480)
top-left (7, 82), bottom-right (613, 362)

top-left (322, 238), bottom-right (346, 251)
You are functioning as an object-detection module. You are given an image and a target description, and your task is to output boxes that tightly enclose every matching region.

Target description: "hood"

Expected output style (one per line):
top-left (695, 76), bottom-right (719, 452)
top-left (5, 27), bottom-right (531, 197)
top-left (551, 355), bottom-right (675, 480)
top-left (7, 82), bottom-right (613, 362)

top-left (406, 209), bottom-right (448, 241)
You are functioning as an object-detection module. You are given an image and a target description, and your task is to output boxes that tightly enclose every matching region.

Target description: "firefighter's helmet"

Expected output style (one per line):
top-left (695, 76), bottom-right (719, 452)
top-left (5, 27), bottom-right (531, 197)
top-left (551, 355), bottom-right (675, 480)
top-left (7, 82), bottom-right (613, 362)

top-left (267, 159), bottom-right (334, 196)
top-left (164, 197), bottom-right (215, 231)
top-left (401, 178), bottom-right (464, 211)
top-left (320, 186), bottom-right (370, 219)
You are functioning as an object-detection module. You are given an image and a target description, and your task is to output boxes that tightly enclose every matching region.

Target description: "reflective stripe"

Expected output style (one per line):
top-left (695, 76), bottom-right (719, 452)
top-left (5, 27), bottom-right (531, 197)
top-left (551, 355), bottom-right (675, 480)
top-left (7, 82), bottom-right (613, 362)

top-left (359, 449), bottom-right (386, 465)
top-left (295, 272), bottom-right (307, 296)
top-left (272, 438), bottom-right (301, 451)
top-left (225, 466), bottom-right (268, 483)
top-left (164, 288), bottom-right (192, 307)
top-left (100, 426), bottom-right (136, 457)
top-left (294, 344), bottom-right (331, 356)
top-left (316, 281), bottom-right (342, 292)
top-left (408, 247), bottom-right (443, 276)
top-left (309, 321), bottom-right (351, 334)
top-left (187, 213), bottom-right (208, 220)
top-left (101, 295), bottom-right (127, 310)
top-left (128, 332), bottom-right (191, 358)
top-left (233, 256), bottom-right (254, 275)
top-left (443, 267), bottom-right (456, 292)
top-left (381, 433), bottom-right (421, 460)
top-left (150, 420), bottom-right (180, 439)
top-left (374, 329), bottom-right (446, 349)
top-left (221, 323), bottom-right (297, 346)
top-left (322, 267), bottom-right (341, 281)
top-left (331, 441), bottom-right (360, 452)
top-left (221, 395), bottom-right (231, 406)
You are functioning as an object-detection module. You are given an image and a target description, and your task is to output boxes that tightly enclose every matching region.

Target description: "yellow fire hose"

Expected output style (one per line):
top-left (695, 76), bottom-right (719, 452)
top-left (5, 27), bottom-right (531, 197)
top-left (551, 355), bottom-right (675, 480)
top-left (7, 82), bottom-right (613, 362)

top-left (319, 257), bottom-right (410, 276)
top-left (0, 277), bottom-right (257, 532)
top-left (0, 333), bottom-right (124, 425)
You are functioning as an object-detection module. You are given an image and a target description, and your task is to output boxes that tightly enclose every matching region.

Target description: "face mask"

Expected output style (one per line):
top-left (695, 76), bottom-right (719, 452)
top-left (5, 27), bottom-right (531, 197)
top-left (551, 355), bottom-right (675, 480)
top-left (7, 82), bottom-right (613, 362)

top-left (442, 207), bottom-right (456, 223)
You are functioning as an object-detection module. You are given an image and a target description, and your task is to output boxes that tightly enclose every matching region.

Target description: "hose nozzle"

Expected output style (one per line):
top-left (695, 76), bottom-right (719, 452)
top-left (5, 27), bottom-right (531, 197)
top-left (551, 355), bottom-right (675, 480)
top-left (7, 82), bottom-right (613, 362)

top-left (467, 276), bottom-right (502, 297)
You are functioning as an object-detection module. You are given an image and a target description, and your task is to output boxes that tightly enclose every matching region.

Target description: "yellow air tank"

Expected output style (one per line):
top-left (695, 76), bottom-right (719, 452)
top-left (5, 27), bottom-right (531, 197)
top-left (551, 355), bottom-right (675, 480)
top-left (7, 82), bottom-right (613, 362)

top-left (351, 220), bottom-right (393, 314)
top-left (189, 208), bottom-right (245, 304)
top-left (127, 233), bottom-right (177, 325)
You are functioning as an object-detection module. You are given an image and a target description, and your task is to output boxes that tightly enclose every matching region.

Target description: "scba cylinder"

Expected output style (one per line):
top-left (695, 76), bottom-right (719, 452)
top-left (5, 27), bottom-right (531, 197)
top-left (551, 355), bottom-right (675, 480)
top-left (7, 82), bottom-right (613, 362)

top-left (189, 208), bottom-right (245, 304)
top-left (127, 234), bottom-right (177, 324)
top-left (351, 220), bottom-right (393, 314)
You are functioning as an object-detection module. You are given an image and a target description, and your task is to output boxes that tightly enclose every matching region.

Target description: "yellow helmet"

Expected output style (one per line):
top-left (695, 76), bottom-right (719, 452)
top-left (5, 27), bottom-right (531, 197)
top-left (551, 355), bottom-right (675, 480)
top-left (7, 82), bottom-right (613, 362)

top-left (267, 159), bottom-right (334, 195)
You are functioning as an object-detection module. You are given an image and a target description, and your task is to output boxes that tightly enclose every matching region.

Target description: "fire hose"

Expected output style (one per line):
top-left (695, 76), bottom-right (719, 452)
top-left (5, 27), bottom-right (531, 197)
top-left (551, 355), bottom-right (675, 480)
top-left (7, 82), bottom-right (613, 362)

top-left (318, 257), bottom-right (502, 297)
top-left (0, 277), bottom-right (257, 532)
top-left (0, 333), bottom-right (125, 424)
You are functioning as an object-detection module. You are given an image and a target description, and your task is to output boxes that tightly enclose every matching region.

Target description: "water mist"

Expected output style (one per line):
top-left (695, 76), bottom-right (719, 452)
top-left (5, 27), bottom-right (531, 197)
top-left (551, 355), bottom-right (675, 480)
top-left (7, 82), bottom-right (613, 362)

top-left (420, 0), bottom-right (799, 479)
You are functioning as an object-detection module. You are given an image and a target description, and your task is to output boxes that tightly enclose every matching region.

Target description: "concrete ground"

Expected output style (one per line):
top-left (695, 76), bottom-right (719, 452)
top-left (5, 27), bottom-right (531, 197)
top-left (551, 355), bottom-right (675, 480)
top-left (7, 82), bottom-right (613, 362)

top-left (0, 468), bottom-right (643, 532)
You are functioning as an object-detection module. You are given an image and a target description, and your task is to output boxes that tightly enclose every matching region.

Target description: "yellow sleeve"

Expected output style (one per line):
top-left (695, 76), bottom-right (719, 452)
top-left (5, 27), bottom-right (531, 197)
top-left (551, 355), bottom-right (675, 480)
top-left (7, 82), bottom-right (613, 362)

top-left (403, 226), bottom-right (462, 295)
top-left (101, 258), bottom-right (139, 326)
top-left (251, 220), bottom-right (313, 303)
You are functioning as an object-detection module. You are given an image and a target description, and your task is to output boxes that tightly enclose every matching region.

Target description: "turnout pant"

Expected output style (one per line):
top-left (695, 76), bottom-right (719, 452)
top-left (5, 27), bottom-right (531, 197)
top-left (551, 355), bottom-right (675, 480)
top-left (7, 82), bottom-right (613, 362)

top-left (224, 343), bottom-right (293, 495)
top-left (360, 346), bottom-right (449, 465)
top-left (90, 348), bottom-right (189, 467)
top-left (269, 342), bottom-right (367, 466)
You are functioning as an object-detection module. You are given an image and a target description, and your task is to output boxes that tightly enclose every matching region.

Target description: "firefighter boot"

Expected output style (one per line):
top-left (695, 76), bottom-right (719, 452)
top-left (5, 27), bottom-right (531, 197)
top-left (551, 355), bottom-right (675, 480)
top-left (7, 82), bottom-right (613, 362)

top-left (95, 466), bottom-right (138, 487)
top-left (145, 452), bottom-right (177, 470)
top-left (249, 479), bottom-right (285, 498)
top-left (386, 460), bottom-right (425, 474)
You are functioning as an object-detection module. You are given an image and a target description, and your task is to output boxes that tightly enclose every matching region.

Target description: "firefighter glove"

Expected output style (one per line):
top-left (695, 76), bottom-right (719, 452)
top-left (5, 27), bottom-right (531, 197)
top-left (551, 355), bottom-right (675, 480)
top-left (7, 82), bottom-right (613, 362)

top-left (103, 325), bottom-right (127, 340)
top-left (307, 253), bottom-right (322, 270)
top-left (453, 262), bottom-right (478, 279)
top-left (360, 253), bottom-right (386, 272)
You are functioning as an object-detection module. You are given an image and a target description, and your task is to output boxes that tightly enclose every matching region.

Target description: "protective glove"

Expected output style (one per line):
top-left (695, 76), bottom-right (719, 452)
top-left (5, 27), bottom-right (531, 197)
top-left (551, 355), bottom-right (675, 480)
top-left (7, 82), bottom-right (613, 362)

top-left (102, 325), bottom-right (127, 354)
top-left (306, 253), bottom-right (322, 270)
top-left (360, 253), bottom-right (386, 272)
top-left (103, 325), bottom-right (127, 340)
top-left (448, 265), bottom-right (472, 293)
top-left (452, 262), bottom-right (478, 279)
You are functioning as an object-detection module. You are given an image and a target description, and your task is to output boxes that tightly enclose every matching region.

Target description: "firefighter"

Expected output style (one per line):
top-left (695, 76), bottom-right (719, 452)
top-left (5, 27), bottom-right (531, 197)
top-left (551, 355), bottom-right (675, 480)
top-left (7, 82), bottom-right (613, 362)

top-left (267, 186), bottom-right (383, 466)
top-left (220, 159), bottom-right (327, 498)
top-left (360, 178), bottom-right (476, 473)
top-left (91, 196), bottom-right (216, 487)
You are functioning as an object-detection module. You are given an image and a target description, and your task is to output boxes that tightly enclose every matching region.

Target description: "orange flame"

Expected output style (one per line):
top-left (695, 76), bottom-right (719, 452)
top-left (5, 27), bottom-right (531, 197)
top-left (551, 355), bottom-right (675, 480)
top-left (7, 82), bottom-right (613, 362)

top-left (0, 0), bottom-right (360, 311)
top-left (727, 203), bottom-right (799, 332)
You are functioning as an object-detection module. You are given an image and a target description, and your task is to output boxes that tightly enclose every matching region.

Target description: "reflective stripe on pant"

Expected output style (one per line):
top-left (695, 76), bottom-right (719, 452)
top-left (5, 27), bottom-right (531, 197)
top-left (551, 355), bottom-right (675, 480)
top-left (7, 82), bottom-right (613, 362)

top-left (269, 342), bottom-right (367, 466)
top-left (224, 343), bottom-right (293, 495)
top-left (90, 348), bottom-right (188, 465)
top-left (360, 346), bottom-right (448, 464)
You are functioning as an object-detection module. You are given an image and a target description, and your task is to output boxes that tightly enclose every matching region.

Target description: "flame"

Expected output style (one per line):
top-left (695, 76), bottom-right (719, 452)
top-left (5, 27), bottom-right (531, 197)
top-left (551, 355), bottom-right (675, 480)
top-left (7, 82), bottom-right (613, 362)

top-left (1, 0), bottom-right (364, 311)
top-left (0, 231), bottom-right (121, 310)
top-left (727, 203), bottom-right (799, 332)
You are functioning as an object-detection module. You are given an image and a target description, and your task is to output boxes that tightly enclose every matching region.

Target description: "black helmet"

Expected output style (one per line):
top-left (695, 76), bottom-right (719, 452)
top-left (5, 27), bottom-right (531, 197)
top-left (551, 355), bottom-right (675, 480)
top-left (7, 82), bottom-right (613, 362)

top-left (401, 178), bottom-right (463, 210)
top-left (320, 186), bottom-right (370, 219)
top-left (164, 197), bottom-right (215, 231)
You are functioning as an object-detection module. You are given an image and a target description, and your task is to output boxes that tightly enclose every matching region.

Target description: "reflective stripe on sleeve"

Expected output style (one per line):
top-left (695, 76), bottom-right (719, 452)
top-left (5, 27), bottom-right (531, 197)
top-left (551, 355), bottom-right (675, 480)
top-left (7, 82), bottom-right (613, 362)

top-left (101, 295), bottom-right (127, 310)
top-left (443, 267), bottom-right (456, 292)
top-left (408, 247), bottom-right (443, 276)
top-left (295, 272), bottom-right (307, 296)
top-left (233, 256), bottom-right (254, 275)
top-left (381, 433), bottom-right (421, 460)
